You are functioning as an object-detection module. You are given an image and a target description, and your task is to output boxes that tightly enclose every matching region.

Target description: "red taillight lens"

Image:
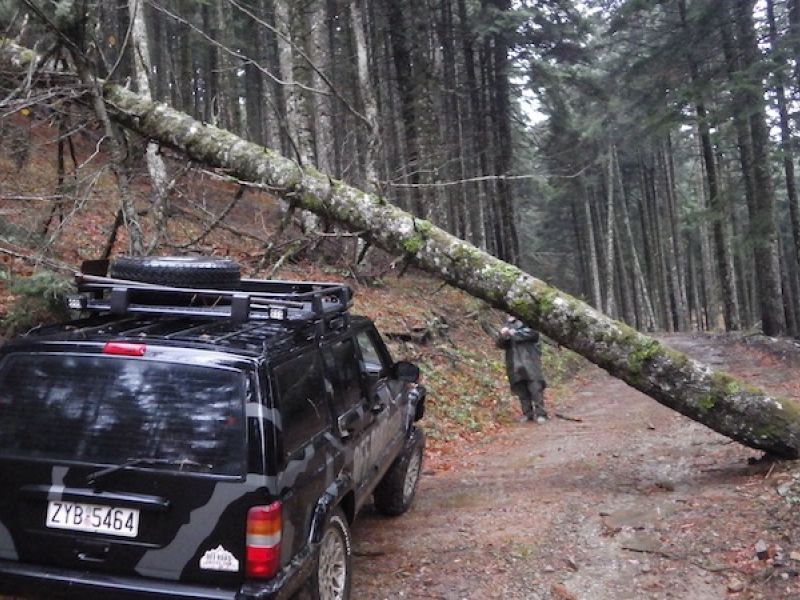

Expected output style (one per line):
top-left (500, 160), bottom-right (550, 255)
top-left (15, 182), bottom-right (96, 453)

top-left (246, 502), bottom-right (282, 579)
top-left (103, 342), bottom-right (146, 356)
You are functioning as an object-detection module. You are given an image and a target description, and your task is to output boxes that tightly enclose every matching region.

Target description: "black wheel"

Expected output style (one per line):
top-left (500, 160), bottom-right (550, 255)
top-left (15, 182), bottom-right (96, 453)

top-left (373, 427), bottom-right (424, 516)
top-left (109, 256), bottom-right (241, 289)
top-left (308, 508), bottom-right (352, 600)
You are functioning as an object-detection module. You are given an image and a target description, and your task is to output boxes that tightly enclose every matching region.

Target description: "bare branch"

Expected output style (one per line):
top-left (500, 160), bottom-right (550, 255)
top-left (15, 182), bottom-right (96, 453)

top-left (172, 185), bottom-right (245, 249)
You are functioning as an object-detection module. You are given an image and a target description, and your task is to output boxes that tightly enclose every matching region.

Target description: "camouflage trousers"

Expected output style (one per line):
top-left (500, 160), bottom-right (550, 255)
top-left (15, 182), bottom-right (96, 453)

top-left (511, 380), bottom-right (546, 420)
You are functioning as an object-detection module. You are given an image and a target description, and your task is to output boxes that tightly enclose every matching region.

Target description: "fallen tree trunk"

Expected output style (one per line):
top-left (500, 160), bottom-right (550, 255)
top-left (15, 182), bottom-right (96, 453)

top-left (3, 41), bottom-right (800, 457)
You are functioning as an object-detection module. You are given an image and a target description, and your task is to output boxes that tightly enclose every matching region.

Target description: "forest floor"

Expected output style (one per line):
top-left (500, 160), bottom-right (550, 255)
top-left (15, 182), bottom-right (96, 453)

top-left (350, 333), bottom-right (800, 600)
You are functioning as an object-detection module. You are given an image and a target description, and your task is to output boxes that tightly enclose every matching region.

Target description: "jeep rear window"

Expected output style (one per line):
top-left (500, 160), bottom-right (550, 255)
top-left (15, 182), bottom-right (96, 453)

top-left (0, 353), bottom-right (247, 476)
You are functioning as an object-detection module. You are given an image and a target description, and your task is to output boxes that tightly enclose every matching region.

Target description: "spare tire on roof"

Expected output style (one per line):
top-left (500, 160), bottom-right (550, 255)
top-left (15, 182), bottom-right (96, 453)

top-left (109, 256), bottom-right (242, 289)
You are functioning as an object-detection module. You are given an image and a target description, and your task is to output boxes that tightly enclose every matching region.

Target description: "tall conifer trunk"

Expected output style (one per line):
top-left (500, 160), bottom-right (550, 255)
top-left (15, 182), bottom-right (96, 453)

top-left (457, 0), bottom-right (487, 250)
top-left (728, 0), bottom-right (786, 336)
top-left (387, 0), bottom-right (423, 217)
top-left (308, 0), bottom-right (333, 174)
top-left (767, 0), bottom-right (800, 335)
top-left (349, 0), bottom-right (381, 192)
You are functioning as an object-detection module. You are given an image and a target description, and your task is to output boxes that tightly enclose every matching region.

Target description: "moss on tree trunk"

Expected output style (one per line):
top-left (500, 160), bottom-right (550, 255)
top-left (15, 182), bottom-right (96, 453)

top-left (3, 40), bottom-right (800, 457)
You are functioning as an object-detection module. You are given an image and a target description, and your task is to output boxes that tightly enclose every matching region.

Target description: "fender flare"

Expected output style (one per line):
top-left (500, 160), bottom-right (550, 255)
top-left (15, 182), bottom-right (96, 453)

top-left (308, 475), bottom-right (353, 545)
top-left (412, 385), bottom-right (427, 422)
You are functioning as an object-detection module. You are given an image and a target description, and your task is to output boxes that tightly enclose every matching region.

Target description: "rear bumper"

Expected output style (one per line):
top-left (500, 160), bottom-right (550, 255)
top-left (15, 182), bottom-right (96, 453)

top-left (0, 546), bottom-right (314, 600)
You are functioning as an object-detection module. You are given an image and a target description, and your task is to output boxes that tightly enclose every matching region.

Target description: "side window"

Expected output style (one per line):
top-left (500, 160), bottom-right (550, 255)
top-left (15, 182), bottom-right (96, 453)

top-left (356, 331), bottom-right (387, 374)
top-left (321, 338), bottom-right (363, 416)
top-left (274, 353), bottom-right (327, 455)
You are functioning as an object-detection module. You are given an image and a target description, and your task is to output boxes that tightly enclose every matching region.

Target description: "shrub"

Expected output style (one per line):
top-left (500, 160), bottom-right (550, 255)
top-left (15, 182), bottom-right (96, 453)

top-left (1, 270), bottom-right (74, 336)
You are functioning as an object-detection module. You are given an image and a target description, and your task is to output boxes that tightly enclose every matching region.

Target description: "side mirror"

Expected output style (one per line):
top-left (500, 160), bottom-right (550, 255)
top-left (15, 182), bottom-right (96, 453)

top-left (392, 361), bottom-right (420, 383)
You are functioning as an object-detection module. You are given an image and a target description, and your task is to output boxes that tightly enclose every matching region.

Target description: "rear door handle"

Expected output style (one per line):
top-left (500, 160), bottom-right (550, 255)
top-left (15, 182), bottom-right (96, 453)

top-left (76, 551), bottom-right (107, 563)
top-left (75, 542), bottom-right (109, 563)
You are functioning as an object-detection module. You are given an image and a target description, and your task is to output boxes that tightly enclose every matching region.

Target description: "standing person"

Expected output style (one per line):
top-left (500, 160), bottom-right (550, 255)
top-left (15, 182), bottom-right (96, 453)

top-left (497, 316), bottom-right (548, 423)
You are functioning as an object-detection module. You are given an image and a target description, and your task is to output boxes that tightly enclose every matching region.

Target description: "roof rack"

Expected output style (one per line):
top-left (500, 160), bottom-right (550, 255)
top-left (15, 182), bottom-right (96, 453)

top-left (72, 263), bottom-right (353, 331)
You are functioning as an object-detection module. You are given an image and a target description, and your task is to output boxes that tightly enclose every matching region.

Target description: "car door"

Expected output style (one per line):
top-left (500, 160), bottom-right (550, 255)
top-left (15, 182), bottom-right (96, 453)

top-left (353, 328), bottom-right (406, 483)
top-left (320, 337), bottom-right (375, 497)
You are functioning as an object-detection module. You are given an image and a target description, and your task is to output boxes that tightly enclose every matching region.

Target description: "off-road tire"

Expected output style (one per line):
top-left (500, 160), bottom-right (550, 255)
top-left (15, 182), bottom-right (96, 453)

top-left (373, 427), bottom-right (425, 516)
top-left (109, 256), bottom-right (241, 289)
top-left (307, 507), bottom-right (352, 600)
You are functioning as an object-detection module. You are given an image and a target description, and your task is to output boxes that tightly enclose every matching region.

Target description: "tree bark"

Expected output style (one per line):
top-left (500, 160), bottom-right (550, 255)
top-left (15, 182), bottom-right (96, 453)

top-left (727, 0), bottom-right (786, 336)
top-left (4, 41), bottom-right (800, 458)
top-left (387, 0), bottom-right (423, 217)
top-left (767, 0), bottom-right (800, 336)
top-left (200, 3), bottom-right (219, 125)
top-left (789, 0), bottom-right (800, 106)
top-left (603, 148), bottom-right (616, 317)
top-left (678, 0), bottom-right (739, 331)
top-left (488, 0), bottom-right (519, 264)
top-left (662, 138), bottom-right (688, 331)
top-left (244, 9), bottom-right (266, 146)
top-left (615, 150), bottom-right (656, 330)
top-left (581, 178), bottom-right (603, 310)
top-left (349, 0), bottom-right (381, 193)
top-left (128, 0), bottom-right (170, 253)
top-left (307, 0), bottom-right (333, 174)
top-left (274, 0), bottom-right (311, 164)
top-left (694, 134), bottom-right (720, 330)
top-left (456, 0), bottom-right (487, 250)
top-left (175, 1), bottom-right (193, 113)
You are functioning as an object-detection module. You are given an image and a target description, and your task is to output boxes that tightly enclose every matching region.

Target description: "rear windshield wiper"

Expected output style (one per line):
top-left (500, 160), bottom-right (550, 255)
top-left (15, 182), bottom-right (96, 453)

top-left (87, 457), bottom-right (213, 485)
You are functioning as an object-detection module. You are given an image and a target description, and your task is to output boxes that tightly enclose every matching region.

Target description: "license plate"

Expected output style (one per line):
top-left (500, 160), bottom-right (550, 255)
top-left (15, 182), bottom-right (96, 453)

top-left (46, 501), bottom-right (140, 538)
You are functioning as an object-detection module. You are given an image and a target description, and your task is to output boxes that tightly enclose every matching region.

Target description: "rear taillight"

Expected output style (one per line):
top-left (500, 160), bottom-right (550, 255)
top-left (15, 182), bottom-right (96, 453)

top-left (246, 502), bottom-right (282, 578)
top-left (103, 342), bottom-right (146, 356)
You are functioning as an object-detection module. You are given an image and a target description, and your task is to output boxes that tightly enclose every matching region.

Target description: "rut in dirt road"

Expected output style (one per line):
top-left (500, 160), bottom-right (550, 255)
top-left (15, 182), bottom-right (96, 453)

top-left (351, 334), bottom-right (800, 600)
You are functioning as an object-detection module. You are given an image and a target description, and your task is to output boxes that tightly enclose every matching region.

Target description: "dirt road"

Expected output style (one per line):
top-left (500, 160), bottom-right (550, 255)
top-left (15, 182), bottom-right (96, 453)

top-left (351, 334), bottom-right (800, 599)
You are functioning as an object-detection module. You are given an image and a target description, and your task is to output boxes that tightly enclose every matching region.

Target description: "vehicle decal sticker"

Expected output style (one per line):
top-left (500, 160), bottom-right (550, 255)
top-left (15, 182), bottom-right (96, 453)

top-left (281, 518), bottom-right (297, 563)
top-left (0, 519), bottom-right (17, 560)
top-left (323, 431), bottom-right (345, 451)
top-left (135, 474), bottom-right (266, 580)
top-left (279, 445), bottom-right (315, 491)
top-left (246, 402), bottom-right (281, 427)
top-left (199, 545), bottom-right (240, 572)
top-left (47, 466), bottom-right (68, 502)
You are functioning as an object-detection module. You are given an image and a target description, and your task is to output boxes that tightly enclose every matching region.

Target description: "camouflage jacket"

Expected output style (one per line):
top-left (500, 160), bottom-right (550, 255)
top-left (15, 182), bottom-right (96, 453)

top-left (496, 320), bottom-right (544, 385)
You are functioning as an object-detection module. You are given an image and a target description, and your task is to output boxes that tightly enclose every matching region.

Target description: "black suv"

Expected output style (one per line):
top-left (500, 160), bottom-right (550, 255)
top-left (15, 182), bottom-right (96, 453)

top-left (0, 256), bottom-right (426, 600)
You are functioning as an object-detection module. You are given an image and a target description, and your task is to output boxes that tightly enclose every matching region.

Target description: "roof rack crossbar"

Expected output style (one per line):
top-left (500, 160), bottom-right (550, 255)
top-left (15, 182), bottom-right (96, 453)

top-left (78, 274), bottom-right (351, 306)
top-left (73, 271), bottom-right (352, 331)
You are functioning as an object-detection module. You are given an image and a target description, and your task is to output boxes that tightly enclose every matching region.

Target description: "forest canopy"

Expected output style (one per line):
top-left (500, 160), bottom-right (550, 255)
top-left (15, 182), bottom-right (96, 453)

top-left (1, 0), bottom-right (799, 340)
